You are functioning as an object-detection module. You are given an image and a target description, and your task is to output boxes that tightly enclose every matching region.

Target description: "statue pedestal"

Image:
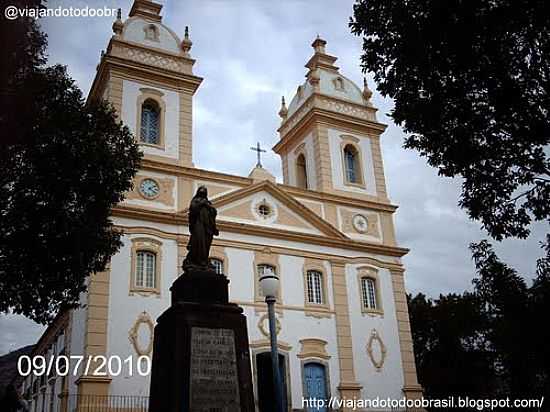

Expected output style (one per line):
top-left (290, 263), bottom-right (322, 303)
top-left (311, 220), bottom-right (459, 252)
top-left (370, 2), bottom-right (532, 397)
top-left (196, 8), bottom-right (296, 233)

top-left (148, 269), bottom-right (255, 411)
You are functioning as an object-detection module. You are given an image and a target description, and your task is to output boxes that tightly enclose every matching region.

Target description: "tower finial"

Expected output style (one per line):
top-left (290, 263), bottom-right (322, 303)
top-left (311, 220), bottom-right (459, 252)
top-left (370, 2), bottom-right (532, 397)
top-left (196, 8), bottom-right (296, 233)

top-left (278, 96), bottom-right (288, 120)
top-left (112, 7), bottom-right (123, 36)
top-left (363, 77), bottom-right (373, 106)
top-left (181, 25), bottom-right (193, 56)
top-left (311, 35), bottom-right (327, 54)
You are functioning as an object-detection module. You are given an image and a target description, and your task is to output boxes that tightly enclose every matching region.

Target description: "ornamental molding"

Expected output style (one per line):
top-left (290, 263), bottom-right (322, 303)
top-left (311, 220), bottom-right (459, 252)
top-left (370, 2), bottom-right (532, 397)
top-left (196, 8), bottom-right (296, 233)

top-left (257, 313), bottom-right (281, 338)
top-left (279, 94), bottom-right (378, 137)
top-left (366, 329), bottom-right (387, 371)
top-left (126, 175), bottom-right (175, 206)
top-left (128, 311), bottom-right (155, 356)
top-left (318, 96), bottom-right (376, 122)
top-left (110, 40), bottom-right (193, 75)
top-left (297, 338), bottom-right (331, 360)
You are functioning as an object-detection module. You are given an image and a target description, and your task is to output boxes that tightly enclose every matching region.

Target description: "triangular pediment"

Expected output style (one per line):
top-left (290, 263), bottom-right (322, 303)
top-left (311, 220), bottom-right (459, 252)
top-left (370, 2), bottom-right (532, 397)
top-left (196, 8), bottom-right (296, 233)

top-left (208, 180), bottom-right (347, 239)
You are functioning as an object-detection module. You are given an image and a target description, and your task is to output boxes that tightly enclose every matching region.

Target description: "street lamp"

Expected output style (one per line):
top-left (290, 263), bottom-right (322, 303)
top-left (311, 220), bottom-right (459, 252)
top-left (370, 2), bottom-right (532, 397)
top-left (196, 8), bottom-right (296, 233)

top-left (259, 270), bottom-right (284, 412)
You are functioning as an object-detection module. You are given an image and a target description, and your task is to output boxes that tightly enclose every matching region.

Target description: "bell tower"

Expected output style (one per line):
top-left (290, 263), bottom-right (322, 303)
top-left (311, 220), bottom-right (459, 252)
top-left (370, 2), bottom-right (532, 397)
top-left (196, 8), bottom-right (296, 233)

top-left (88, 0), bottom-right (202, 167)
top-left (273, 37), bottom-right (388, 202)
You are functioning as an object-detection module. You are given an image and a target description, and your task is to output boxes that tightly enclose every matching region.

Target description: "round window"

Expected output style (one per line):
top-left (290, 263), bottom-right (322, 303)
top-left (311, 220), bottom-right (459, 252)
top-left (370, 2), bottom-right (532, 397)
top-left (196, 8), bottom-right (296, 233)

top-left (258, 203), bottom-right (271, 218)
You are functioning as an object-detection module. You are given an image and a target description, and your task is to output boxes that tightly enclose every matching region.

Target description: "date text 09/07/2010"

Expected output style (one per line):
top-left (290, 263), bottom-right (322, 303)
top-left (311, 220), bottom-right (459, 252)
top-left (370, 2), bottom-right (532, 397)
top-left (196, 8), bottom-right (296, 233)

top-left (18, 355), bottom-right (151, 377)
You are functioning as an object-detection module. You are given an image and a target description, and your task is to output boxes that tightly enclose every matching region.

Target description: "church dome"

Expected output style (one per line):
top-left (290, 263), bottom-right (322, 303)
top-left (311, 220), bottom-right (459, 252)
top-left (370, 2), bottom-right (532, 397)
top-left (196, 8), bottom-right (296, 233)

top-left (112, 0), bottom-right (191, 57)
top-left (281, 36), bottom-right (373, 120)
top-left (286, 72), bottom-right (365, 118)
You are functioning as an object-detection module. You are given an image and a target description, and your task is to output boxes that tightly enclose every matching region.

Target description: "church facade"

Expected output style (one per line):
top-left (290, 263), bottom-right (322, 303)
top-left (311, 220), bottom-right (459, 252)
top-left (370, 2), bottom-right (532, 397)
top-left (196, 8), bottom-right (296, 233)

top-left (21, 1), bottom-right (423, 411)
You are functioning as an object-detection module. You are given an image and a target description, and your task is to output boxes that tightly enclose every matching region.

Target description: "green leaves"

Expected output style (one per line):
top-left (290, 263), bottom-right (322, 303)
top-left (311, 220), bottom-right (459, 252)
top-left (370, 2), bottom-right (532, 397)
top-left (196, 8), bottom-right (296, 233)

top-left (409, 241), bottom-right (550, 401)
top-left (0, 23), bottom-right (141, 323)
top-left (350, 0), bottom-right (550, 245)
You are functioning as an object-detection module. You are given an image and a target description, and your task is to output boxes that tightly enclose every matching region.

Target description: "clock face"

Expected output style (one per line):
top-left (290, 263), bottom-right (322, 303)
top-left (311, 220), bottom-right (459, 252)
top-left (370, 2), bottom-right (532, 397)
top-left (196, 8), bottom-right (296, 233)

top-left (139, 179), bottom-right (160, 199)
top-left (352, 214), bottom-right (368, 233)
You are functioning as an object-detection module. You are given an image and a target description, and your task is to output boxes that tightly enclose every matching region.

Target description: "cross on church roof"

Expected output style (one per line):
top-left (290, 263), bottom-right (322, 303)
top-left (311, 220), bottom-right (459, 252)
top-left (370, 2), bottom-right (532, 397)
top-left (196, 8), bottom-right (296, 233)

top-left (250, 142), bottom-right (267, 168)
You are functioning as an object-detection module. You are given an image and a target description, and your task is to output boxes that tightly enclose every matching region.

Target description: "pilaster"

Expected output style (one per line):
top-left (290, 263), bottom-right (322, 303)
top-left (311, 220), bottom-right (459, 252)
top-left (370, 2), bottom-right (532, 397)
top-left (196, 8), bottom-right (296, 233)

top-left (330, 261), bottom-right (362, 408)
top-left (390, 268), bottom-right (424, 401)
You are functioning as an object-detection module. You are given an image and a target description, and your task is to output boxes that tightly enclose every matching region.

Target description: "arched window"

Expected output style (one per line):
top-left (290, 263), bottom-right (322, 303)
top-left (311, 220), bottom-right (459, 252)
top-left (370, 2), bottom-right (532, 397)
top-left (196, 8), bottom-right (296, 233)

top-left (257, 264), bottom-right (276, 297)
top-left (360, 277), bottom-right (377, 310)
top-left (140, 99), bottom-right (160, 145)
top-left (343, 144), bottom-right (360, 184)
top-left (136, 250), bottom-right (156, 289)
top-left (296, 153), bottom-right (308, 189)
top-left (306, 270), bottom-right (324, 305)
top-left (209, 258), bottom-right (224, 275)
top-left (144, 24), bottom-right (159, 41)
top-left (333, 76), bottom-right (345, 90)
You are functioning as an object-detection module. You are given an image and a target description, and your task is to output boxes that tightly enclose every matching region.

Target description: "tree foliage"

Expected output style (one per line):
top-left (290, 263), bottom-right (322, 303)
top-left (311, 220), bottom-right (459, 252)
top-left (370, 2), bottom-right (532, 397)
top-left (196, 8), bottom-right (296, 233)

top-left (350, 0), bottom-right (550, 247)
top-left (409, 241), bottom-right (550, 406)
top-left (409, 292), bottom-right (496, 405)
top-left (0, 1), bottom-right (141, 323)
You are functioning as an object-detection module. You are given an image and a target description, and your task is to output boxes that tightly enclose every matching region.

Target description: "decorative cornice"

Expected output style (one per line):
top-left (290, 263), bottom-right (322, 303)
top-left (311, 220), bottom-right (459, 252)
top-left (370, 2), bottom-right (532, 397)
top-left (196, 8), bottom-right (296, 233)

top-left (110, 38), bottom-right (194, 73)
top-left (274, 96), bottom-right (387, 154)
top-left (276, 92), bottom-right (383, 141)
top-left (116, 225), bottom-right (405, 270)
top-left (88, 38), bottom-right (202, 104)
top-left (136, 158), bottom-right (398, 213)
top-left (111, 205), bottom-right (409, 257)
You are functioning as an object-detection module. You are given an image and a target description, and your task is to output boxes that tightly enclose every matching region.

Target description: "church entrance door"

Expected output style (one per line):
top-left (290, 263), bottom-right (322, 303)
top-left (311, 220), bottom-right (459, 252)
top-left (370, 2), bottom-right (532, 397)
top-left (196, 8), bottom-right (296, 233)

top-left (256, 352), bottom-right (288, 412)
top-left (304, 362), bottom-right (328, 412)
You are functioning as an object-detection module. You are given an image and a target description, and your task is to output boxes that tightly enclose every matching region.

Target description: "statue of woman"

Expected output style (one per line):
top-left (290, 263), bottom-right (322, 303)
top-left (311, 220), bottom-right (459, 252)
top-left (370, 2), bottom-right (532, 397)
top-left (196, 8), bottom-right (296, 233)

top-left (183, 186), bottom-right (219, 271)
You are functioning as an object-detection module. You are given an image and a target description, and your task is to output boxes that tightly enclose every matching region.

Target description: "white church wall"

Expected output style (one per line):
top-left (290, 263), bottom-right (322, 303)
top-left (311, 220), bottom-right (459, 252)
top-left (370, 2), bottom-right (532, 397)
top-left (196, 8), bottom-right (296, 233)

top-left (123, 18), bottom-right (181, 54)
top-left (219, 230), bottom-right (398, 266)
top-left (225, 247), bottom-right (255, 301)
top-left (346, 264), bottom-right (405, 399)
top-left (113, 217), bottom-right (185, 236)
top-left (327, 128), bottom-right (377, 196)
top-left (279, 254), bottom-right (305, 306)
top-left (93, 222), bottom-right (404, 400)
top-left (121, 79), bottom-right (180, 161)
top-left (106, 233), bottom-right (178, 396)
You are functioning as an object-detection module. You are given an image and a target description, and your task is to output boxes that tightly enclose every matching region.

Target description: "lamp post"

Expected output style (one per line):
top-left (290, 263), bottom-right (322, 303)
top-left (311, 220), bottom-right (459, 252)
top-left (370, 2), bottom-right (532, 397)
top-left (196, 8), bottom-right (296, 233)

top-left (259, 271), bottom-right (284, 412)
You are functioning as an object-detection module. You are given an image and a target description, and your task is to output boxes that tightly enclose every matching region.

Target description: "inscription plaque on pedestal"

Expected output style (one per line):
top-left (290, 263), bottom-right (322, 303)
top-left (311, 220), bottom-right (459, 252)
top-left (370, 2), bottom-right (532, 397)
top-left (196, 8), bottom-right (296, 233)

top-left (190, 327), bottom-right (241, 411)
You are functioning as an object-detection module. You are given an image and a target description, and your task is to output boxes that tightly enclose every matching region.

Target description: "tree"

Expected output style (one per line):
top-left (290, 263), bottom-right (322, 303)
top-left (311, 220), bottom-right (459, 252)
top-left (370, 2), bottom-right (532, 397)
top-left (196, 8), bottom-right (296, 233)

top-left (350, 0), bottom-right (550, 251)
top-left (408, 292), bottom-right (496, 407)
top-left (409, 242), bottom-right (550, 406)
top-left (0, 2), bottom-right (141, 323)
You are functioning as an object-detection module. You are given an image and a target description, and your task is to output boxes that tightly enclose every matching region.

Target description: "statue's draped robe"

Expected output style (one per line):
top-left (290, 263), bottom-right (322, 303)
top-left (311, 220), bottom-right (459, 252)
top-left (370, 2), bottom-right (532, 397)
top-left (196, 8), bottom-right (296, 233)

top-left (185, 196), bottom-right (218, 268)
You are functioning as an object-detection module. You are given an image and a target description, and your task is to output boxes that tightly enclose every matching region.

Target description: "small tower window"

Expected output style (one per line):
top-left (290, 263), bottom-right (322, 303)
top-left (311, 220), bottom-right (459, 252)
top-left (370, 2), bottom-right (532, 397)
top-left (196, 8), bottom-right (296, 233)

top-left (343, 144), bottom-right (360, 184)
top-left (333, 76), bottom-right (345, 91)
top-left (144, 24), bottom-right (159, 41)
top-left (140, 99), bottom-right (160, 145)
top-left (361, 277), bottom-right (377, 310)
top-left (136, 251), bottom-right (157, 289)
top-left (296, 153), bottom-right (308, 189)
top-left (306, 270), bottom-right (324, 305)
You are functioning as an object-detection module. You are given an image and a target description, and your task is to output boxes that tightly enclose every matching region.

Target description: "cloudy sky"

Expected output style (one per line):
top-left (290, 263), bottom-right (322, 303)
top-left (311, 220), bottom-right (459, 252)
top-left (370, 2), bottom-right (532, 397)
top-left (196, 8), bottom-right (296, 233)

top-left (0, 0), bottom-right (545, 355)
